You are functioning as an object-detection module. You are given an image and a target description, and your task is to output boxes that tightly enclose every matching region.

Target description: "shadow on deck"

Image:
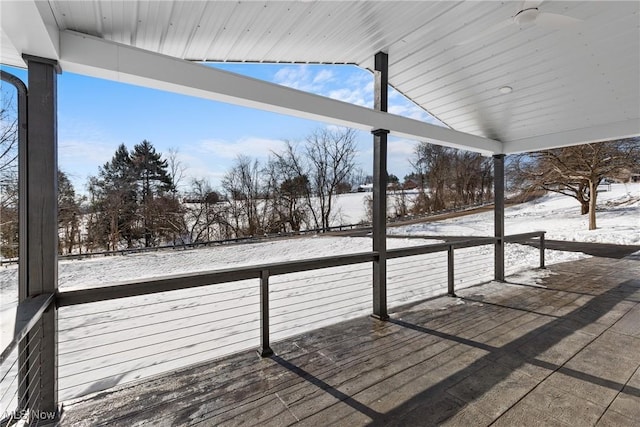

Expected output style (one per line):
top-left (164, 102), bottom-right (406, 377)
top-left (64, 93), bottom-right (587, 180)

top-left (60, 256), bottom-right (640, 426)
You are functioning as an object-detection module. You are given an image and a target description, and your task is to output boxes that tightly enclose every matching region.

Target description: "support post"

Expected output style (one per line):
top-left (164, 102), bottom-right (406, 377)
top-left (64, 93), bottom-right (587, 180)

top-left (372, 51), bottom-right (389, 321)
top-left (447, 246), bottom-right (456, 297)
top-left (23, 55), bottom-right (59, 416)
top-left (374, 51), bottom-right (388, 113)
top-left (494, 154), bottom-right (505, 282)
top-left (539, 232), bottom-right (546, 269)
top-left (258, 269), bottom-right (273, 357)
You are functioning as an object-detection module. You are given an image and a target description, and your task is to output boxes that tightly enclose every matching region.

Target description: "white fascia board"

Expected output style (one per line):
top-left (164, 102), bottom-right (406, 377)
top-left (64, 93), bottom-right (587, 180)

top-left (59, 30), bottom-right (501, 155)
top-left (503, 118), bottom-right (640, 154)
top-left (0, 0), bottom-right (60, 66)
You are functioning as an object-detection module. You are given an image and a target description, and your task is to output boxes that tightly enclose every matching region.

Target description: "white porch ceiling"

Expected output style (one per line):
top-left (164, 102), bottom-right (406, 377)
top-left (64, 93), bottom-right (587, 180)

top-left (1, 0), bottom-right (639, 154)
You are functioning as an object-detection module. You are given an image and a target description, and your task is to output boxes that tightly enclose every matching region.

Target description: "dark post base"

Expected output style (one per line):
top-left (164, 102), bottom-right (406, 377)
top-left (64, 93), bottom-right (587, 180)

top-left (257, 347), bottom-right (274, 358)
top-left (371, 313), bottom-right (389, 321)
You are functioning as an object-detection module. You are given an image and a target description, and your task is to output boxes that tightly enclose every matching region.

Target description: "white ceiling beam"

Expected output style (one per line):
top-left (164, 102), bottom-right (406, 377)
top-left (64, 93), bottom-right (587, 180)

top-left (59, 30), bottom-right (501, 155)
top-left (1, 0), bottom-right (60, 67)
top-left (503, 118), bottom-right (640, 154)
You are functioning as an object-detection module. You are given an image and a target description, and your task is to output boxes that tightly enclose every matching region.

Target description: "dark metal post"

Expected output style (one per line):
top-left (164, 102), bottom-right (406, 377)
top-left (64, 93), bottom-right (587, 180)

top-left (372, 51), bottom-right (389, 320)
top-left (258, 269), bottom-right (273, 357)
top-left (493, 154), bottom-right (505, 282)
top-left (2, 69), bottom-right (29, 414)
top-left (447, 245), bottom-right (456, 297)
top-left (23, 55), bottom-right (60, 416)
top-left (0, 71), bottom-right (28, 302)
top-left (374, 51), bottom-right (388, 112)
top-left (539, 232), bottom-right (546, 269)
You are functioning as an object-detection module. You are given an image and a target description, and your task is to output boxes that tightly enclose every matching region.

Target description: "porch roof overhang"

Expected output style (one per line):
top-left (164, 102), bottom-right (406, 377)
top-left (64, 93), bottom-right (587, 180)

top-left (2, 1), bottom-right (639, 155)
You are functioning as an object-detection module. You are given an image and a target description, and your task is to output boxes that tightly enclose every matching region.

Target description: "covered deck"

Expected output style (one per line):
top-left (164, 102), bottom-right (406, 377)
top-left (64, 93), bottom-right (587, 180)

top-left (1, 2), bottom-right (638, 424)
top-left (61, 256), bottom-right (640, 426)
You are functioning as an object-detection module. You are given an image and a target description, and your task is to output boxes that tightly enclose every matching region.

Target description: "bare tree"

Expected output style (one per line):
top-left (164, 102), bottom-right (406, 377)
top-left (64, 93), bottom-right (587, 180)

top-left (0, 91), bottom-right (18, 174)
top-left (58, 171), bottom-right (84, 254)
top-left (0, 89), bottom-right (19, 257)
top-left (410, 143), bottom-right (452, 212)
top-left (511, 139), bottom-right (639, 230)
top-left (272, 142), bottom-right (318, 229)
top-left (167, 147), bottom-right (186, 193)
top-left (222, 156), bottom-right (270, 236)
top-left (410, 142), bottom-right (494, 214)
top-left (182, 178), bottom-right (226, 243)
top-left (392, 186), bottom-right (409, 218)
top-left (278, 128), bottom-right (357, 230)
top-left (269, 147), bottom-right (311, 232)
top-left (452, 151), bottom-right (493, 207)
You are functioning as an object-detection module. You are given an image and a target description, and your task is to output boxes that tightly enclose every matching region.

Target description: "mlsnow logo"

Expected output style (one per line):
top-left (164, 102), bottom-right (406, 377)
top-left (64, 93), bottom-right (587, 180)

top-left (2, 409), bottom-right (57, 422)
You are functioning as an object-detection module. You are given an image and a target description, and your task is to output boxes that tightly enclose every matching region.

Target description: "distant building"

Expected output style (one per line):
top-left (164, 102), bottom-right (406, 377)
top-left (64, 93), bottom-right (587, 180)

top-left (357, 183), bottom-right (373, 192)
top-left (402, 179), bottom-right (420, 190)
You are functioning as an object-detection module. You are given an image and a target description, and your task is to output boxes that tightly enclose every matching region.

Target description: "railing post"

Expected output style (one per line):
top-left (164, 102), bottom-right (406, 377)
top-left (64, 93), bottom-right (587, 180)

top-left (539, 232), bottom-right (546, 269)
top-left (447, 245), bottom-right (456, 297)
top-left (258, 269), bottom-right (273, 357)
top-left (493, 154), bottom-right (505, 282)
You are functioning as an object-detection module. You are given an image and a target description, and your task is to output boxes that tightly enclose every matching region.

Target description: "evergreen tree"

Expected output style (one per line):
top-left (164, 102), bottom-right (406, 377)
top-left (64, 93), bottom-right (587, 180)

top-left (131, 140), bottom-right (175, 247)
top-left (88, 144), bottom-right (138, 250)
top-left (87, 141), bottom-right (179, 250)
top-left (58, 170), bottom-right (84, 254)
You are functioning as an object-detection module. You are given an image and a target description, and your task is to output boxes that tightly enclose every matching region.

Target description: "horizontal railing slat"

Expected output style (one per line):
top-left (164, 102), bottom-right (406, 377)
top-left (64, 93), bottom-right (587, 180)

top-left (387, 241), bottom-right (458, 258)
top-left (387, 237), bottom-right (498, 258)
top-left (503, 231), bottom-right (546, 242)
top-left (57, 251), bottom-right (379, 307)
top-left (56, 232), bottom-right (545, 307)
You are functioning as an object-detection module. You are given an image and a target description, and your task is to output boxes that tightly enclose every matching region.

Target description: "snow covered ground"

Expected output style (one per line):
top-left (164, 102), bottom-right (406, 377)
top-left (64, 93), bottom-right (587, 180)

top-left (390, 183), bottom-right (640, 245)
top-left (0, 183), bottom-right (637, 405)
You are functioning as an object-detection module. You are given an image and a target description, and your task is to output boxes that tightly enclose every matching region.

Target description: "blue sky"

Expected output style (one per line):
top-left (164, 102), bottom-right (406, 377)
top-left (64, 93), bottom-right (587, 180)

top-left (1, 62), bottom-right (443, 194)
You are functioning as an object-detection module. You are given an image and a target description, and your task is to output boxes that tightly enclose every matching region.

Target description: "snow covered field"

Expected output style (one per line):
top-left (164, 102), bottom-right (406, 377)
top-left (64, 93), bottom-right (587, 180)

top-left (390, 183), bottom-right (640, 245)
top-left (0, 183), bottom-right (637, 405)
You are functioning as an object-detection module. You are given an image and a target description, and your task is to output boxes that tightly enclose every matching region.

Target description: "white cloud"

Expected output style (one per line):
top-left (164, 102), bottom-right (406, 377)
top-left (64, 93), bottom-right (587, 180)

top-left (179, 160), bottom-right (226, 190)
top-left (272, 65), bottom-right (375, 109)
top-left (57, 117), bottom-right (122, 174)
top-left (273, 65), bottom-right (326, 93)
top-left (389, 104), bottom-right (430, 121)
top-left (198, 137), bottom-right (285, 160)
top-left (328, 88), bottom-right (368, 106)
top-left (313, 69), bottom-right (334, 85)
top-left (58, 138), bottom-right (120, 193)
top-left (388, 139), bottom-right (417, 157)
top-left (388, 141), bottom-right (417, 179)
top-left (325, 73), bottom-right (373, 107)
top-left (58, 139), bottom-right (115, 166)
top-left (388, 87), bottom-right (446, 126)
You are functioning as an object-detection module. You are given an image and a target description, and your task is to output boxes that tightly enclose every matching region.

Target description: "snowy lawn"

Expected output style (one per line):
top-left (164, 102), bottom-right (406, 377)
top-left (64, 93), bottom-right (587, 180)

top-left (390, 183), bottom-right (640, 244)
top-left (0, 236), bottom-right (585, 404)
top-left (1, 184), bottom-right (637, 404)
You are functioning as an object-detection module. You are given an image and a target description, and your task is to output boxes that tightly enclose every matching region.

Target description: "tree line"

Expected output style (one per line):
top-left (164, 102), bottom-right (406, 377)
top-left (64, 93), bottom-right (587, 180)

top-left (405, 142), bottom-right (494, 215)
top-left (1, 84), bottom-right (637, 258)
top-left (83, 128), bottom-right (360, 252)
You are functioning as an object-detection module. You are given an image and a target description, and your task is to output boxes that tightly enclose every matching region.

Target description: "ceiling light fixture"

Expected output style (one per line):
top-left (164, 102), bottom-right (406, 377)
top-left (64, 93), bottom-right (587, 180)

top-left (514, 8), bottom-right (539, 26)
top-left (499, 86), bottom-right (513, 94)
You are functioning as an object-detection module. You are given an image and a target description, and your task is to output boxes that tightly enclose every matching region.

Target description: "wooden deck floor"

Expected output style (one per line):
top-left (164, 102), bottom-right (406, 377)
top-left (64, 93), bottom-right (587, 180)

top-left (60, 256), bottom-right (640, 426)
